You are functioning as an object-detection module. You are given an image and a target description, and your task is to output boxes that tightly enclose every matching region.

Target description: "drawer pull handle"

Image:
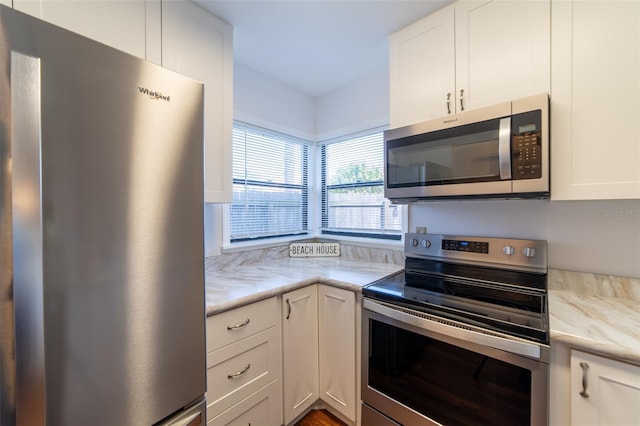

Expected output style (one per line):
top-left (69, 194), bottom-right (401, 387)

top-left (579, 361), bottom-right (590, 398)
top-left (446, 92), bottom-right (451, 114)
top-left (286, 298), bottom-right (291, 320)
top-left (227, 318), bottom-right (250, 330)
top-left (227, 363), bottom-right (251, 379)
top-left (459, 89), bottom-right (465, 111)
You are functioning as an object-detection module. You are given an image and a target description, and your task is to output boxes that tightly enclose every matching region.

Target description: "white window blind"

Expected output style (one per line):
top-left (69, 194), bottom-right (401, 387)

top-left (321, 129), bottom-right (402, 240)
top-left (231, 122), bottom-right (310, 242)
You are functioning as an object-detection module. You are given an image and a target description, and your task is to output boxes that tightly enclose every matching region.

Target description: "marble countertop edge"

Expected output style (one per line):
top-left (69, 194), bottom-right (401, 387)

top-left (205, 276), bottom-right (371, 316)
top-left (550, 330), bottom-right (640, 366)
top-left (548, 290), bottom-right (640, 366)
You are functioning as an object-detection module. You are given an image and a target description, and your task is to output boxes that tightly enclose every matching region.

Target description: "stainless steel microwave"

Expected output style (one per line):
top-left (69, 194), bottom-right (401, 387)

top-left (384, 93), bottom-right (549, 202)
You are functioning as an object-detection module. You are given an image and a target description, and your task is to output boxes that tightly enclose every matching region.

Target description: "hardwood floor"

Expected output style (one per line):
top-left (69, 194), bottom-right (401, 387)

top-left (295, 409), bottom-right (347, 426)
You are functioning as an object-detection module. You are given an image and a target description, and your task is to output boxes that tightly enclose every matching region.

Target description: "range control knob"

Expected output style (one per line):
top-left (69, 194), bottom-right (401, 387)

top-left (523, 247), bottom-right (536, 258)
top-left (410, 238), bottom-right (419, 247)
top-left (503, 245), bottom-right (516, 256)
top-left (421, 239), bottom-right (432, 248)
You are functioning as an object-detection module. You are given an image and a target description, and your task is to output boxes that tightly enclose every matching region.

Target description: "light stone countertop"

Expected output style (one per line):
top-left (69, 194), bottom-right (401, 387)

top-left (205, 256), bottom-right (403, 316)
top-left (548, 270), bottom-right (640, 366)
top-left (204, 254), bottom-right (640, 366)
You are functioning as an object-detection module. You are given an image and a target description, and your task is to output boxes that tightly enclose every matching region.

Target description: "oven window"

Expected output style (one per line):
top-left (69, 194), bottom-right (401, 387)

top-left (368, 319), bottom-right (532, 426)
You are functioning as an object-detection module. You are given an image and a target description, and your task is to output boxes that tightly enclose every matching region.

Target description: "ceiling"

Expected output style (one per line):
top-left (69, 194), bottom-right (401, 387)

top-left (195, 0), bottom-right (452, 98)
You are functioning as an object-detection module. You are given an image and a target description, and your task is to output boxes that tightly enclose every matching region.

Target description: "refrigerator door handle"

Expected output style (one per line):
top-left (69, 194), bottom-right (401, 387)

top-left (11, 51), bottom-right (46, 426)
top-left (173, 412), bottom-right (202, 426)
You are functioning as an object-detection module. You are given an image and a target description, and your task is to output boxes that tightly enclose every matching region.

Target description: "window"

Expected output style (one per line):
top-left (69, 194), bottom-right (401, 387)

top-left (320, 129), bottom-right (402, 240)
top-left (230, 122), bottom-right (310, 242)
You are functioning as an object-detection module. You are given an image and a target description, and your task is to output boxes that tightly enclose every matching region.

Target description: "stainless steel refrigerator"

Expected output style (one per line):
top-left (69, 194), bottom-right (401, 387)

top-left (0, 5), bottom-right (207, 425)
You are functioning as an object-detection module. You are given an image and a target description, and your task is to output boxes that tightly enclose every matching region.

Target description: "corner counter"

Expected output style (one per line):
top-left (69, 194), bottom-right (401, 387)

top-left (548, 269), bottom-right (640, 366)
top-left (547, 269), bottom-right (640, 426)
top-left (205, 255), bottom-right (403, 316)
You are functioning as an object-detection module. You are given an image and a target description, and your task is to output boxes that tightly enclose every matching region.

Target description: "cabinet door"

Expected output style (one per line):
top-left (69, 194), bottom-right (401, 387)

top-left (318, 285), bottom-right (356, 423)
top-left (389, 6), bottom-right (455, 128)
top-left (13, 0), bottom-right (149, 58)
top-left (455, 0), bottom-right (550, 112)
top-left (551, 0), bottom-right (640, 200)
top-left (570, 350), bottom-right (640, 426)
top-left (282, 285), bottom-right (319, 424)
top-left (162, 0), bottom-right (233, 203)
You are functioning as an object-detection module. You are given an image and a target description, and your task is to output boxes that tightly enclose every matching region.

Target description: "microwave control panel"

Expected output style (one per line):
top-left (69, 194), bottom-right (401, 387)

top-left (512, 110), bottom-right (542, 180)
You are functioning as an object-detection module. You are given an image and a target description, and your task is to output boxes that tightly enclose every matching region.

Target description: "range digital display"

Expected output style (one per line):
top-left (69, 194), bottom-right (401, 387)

top-left (442, 239), bottom-right (489, 254)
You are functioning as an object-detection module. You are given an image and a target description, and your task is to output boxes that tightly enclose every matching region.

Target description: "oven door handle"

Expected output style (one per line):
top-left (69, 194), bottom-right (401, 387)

top-left (363, 299), bottom-right (543, 360)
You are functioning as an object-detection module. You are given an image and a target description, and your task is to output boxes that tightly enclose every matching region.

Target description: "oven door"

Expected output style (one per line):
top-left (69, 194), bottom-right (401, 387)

top-left (361, 299), bottom-right (549, 426)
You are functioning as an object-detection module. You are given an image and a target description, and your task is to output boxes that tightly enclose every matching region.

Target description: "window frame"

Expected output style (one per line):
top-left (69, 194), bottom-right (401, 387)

top-left (318, 127), bottom-right (404, 242)
top-left (227, 121), bottom-right (312, 245)
top-left (223, 123), bottom-right (406, 250)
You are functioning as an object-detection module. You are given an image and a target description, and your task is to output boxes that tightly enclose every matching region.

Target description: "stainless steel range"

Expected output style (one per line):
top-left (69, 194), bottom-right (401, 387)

top-left (361, 233), bottom-right (549, 426)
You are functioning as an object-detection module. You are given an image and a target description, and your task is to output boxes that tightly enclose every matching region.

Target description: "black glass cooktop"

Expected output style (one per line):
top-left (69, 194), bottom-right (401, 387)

top-left (363, 258), bottom-right (549, 344)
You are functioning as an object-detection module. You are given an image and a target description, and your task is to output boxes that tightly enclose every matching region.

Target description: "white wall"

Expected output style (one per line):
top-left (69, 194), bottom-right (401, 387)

top-left (315, 69), bottom-right (389, 141)
top-left (409, 200), bottom-right (640, 278)
top-left (218, 62), bottom-right (640, 279)
top-left (205, 61), bottom-right (316, 256)
top-left (233, 62), bottom-right (315, 140)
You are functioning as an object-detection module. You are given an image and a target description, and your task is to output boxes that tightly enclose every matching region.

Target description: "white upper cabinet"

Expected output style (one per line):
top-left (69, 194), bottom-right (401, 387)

top-left (455, 0), bottom-right (550, 113)
top-left (11, 0), bottom-right (233, 203)
top-left (13, 0), bottom-right (151, 59)
top-left (162, 0), bottom-right (233, 203)
top-left (551, 0), bottom-right (640, 200)
top-left (389, 0), bottom-right (550, 128)
top-left (389, 6), bottom-right (455, 128)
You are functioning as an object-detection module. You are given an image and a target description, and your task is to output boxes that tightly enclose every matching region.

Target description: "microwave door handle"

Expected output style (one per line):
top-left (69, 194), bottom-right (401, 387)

top-left (498, 117), bottom-right (512, 180)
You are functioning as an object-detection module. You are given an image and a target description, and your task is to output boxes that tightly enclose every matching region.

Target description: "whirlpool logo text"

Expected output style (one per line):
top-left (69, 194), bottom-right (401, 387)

top-left (138, 86), bottom-right (170, 102)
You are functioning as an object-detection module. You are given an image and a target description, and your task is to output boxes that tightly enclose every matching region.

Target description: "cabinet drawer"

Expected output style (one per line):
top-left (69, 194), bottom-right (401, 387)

top-left (207, 380), bottom-right (282, 426)
top-left (206, 326), bottom-right (281, 419)
top-left (207, 297), bottom-right (278, 352)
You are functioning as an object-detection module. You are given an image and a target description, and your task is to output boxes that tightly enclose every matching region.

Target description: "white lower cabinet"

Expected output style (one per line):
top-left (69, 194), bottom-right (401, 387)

top-left (208, 286), bottom-right (358, 426)
top-left (318, 285), bottom-right (357, 423)
top-left (282, 285), bottom-right (319, 424)
top-left (570, 350), bottom-right (640, 426)
top-left (282, 284), bottom-right (358, 425)
top-left (206, 297), bottom-right (282, 425)
top-left (208, 380), bottom-right (282, 426)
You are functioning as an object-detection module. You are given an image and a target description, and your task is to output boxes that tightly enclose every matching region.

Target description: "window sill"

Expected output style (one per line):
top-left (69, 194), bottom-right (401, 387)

top-left (222, 234), bottom-right (312, 254)
top-left (222, 233), bottom-right (404, 255)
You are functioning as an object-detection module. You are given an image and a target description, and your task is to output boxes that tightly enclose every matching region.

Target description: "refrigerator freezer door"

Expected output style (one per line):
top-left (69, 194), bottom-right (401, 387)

top-left (1, 6), bottom-right (206, 426)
